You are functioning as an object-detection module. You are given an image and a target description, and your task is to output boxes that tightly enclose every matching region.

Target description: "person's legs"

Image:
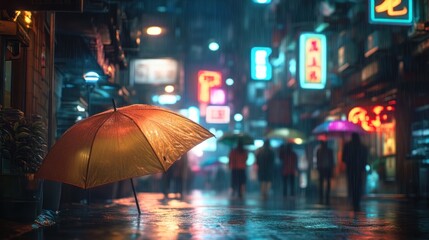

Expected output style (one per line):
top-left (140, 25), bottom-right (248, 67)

top-left (326, 176), bottom-right (331, 204)
top-left (318, 174), bottom-right (324, 203)
top-left (283, 176), bottom-right (288, 197)
top-left (290, 175), bottom-right (295, 196)
top-left (260, 181), bottom-right (266, 197)
top-left (231, 170), bottom-right (237, 197)
top-left (238, 170), bottom-right (246, 198)
top-left (34, 180), bottom-right (62, 228)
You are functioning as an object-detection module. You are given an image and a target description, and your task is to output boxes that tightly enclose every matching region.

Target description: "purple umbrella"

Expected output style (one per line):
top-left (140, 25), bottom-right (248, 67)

top-left (312, 120), bottom-right (366, 136)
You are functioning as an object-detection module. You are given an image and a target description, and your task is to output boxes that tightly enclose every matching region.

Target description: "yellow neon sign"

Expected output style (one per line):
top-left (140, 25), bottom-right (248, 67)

top-left (198, 71), bottom-right (222, 103)
top-left (375, 0), bottom-right (407, 16)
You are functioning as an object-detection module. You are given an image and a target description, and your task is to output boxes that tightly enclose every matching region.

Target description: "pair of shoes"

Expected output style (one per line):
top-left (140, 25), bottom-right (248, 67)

top-left (32, 209), bottom-right (58, 228)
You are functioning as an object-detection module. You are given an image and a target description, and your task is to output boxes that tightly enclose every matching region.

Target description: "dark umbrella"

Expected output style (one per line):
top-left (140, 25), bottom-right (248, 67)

top-left (217, 132), bottom-right (254, 147)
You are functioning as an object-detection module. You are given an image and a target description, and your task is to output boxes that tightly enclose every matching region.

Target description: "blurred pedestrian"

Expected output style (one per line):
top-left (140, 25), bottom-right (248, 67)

top-left (256, 139), bottom-right (275, 199)
top-left (228, 138), bottom-right (248, 199)
top-left (279, 143), bottom-right (298, 198)
top-left (342, 133), bottom-right (368, 211)
top-left (316, 140), bottom-right (334, 204)
top-left (162, 164), bottom-right (174, 200)
top-left (163, 154), bottom-right (188, 200)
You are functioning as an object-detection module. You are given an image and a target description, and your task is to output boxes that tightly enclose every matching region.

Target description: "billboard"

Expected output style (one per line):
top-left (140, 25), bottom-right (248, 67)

top-left (130, 58), bottom-right (178, 85)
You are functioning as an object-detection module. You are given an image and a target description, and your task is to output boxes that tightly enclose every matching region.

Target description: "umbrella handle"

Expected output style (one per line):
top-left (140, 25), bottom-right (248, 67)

top-left (112, 99), bottom-right (117, 111)
top-left (130, 178), bottom-right (141, 215)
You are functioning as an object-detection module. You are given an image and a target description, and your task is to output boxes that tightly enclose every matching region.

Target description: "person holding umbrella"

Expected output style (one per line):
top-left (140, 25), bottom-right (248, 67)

top-left (228, 138), bottom-right (248, 199)
top-left (342, 132), bottom-right (368, 211)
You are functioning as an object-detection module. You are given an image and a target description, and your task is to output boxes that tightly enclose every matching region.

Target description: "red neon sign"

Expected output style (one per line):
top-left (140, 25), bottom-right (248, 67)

top-left (348, 105), bottom-right (395, 132)
top-left (198, 70), bottom-right (222, 103)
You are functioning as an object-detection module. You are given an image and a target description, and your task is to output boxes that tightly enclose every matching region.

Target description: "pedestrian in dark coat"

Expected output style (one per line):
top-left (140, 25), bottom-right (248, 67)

top-left (316, 140), bottom-right (334, 204)
top-left (256, 139), bottom-right (275, 199)
top-left (228, 139), bottom-right (248, 198)
top-left (279, 143), bottom-right (298, 197)
top-left (342, 133), bottom-right (368, 211)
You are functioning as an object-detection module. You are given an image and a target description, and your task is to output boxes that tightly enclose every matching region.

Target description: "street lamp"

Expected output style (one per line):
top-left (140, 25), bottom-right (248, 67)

top-left (83, 71), bottom-right (100, 115)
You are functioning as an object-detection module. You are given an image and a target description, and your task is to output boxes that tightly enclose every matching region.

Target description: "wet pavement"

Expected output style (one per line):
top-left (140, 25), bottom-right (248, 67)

top-left (1, 191), bottom-right (429, 239)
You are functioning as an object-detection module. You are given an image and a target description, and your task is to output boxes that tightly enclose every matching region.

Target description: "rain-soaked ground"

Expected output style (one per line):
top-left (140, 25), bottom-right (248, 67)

top-left (1, 191), bottom-right (429, 239)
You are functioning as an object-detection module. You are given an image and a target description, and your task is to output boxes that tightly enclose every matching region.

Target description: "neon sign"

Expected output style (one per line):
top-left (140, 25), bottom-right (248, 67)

top-left (299, 33), bottom-right (327, 89)
top-left (251, 47), bottom-right (272, 80)
top-left (198, 70), bottom-right (222, 103)
top-left (369, 0), bottom-right (412, 25)
top-left (348, 105), bottom-right (395, 132)
top-left (206, 106), bottom-right (230, 124)
top-left (210, 88), bottom-right (226, 105)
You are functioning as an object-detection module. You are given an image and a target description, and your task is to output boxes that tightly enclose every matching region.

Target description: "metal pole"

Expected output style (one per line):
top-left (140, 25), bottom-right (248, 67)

top-left (0, 36), bottom-right (5, 107)
top-left (130, 178), bottom-right (141, 215)
top-left (48, 12), bottom-right (56, 148)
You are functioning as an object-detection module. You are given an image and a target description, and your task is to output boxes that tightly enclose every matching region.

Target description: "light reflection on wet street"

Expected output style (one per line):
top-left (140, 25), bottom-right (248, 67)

top-left (2, 192), bottom-right (429, 239)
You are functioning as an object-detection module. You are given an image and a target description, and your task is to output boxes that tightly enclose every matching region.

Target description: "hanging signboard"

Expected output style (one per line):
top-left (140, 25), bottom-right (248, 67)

top-left (206, 106), bottom-right (230, 124)
top-left (130, 58), bottom-right (179, 85)
top-left (369, 0), bottom-right (413, 25)
top-left (0, 0), bottom-right (83, 12)
top-left (299, 33), bottom-right (327, 89)
top-left (197, 70), bottom-right (222, 104)
top-left (250, 47), bottom-right (272, 81)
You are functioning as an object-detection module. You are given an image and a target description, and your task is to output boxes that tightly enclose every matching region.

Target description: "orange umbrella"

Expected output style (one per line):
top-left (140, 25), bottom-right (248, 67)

top-left (36, 103), bottom-right (214, 214)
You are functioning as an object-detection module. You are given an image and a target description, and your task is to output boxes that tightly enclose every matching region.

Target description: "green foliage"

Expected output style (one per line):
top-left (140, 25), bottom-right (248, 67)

top-left (0, 108), bottom-right (48, 173)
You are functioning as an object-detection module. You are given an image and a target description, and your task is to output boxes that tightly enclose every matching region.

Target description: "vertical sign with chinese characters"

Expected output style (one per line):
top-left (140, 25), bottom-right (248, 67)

top-left (198, 70), bottom-right (222, 103)
top-left (369, 0), bottom-right (412, 25)
top-left (299, 33), bottom-right (327, 89)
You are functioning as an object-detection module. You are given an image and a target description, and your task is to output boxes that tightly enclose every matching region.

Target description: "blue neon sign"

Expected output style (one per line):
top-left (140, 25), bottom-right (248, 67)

top-left (251, 47), bottom-right (272, 81)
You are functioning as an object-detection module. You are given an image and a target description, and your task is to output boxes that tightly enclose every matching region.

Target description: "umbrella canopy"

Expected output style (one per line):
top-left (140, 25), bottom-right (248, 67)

top-left (36, 104), bottom-right (214, 189)
top-left (265, 128), bottom-right (306, 143)
top-left (217, 132), bottom-right (254, 146)
top-left (312, 120), bottom-right (366, 136)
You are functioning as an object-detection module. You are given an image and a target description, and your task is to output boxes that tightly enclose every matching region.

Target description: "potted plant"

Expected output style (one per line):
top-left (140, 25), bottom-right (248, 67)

top-left (0, 108), bottom-right (48, 221)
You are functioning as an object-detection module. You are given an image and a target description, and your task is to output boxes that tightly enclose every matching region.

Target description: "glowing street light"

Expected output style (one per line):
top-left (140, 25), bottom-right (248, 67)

top-left (146, 26), bottom-right (163, 36)
top-left (208, 41), bottom-right (220, 51)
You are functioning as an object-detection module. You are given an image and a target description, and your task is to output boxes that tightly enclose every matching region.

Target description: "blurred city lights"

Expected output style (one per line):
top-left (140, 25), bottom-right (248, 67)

top-left (165, 85), bottom-right (175, 93)
top-left (83, 71), bottom-right (100, 82)
top-left (208, 41), bottom-right (220, 51)
top-left (76, 105), bottom-right (85, 112)
top-left (234, 113), bottom-right (243, 122)
top-left (253, 0), bottom-right (271, 4)
top-left (289, 59), bottom-right (296, 75)
top-left (146, 26), bottom-right (163, 35)
top-left (225, 78), bottom-right (234, 86)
